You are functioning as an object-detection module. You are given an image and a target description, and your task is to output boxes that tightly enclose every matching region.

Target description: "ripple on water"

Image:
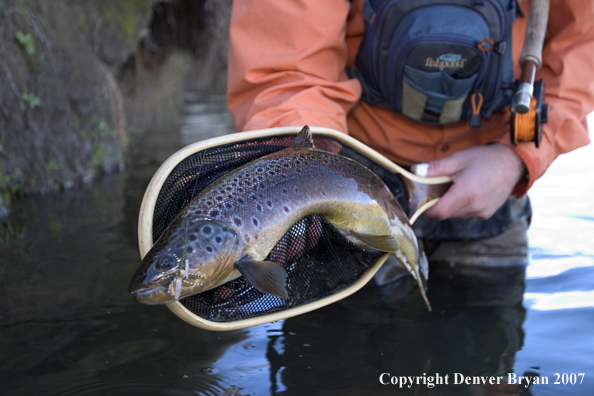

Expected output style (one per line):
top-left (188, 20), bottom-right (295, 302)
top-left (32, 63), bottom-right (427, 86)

top-left (526, 256), bottom-right (594, 279)
top-left (524, 290), bottom-right (594, 311)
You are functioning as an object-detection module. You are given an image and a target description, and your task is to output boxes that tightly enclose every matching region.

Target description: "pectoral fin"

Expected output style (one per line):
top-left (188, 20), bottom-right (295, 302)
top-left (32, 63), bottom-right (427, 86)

top-left (345, 229), bottom-right (418, 267)
top-left (237, 256), bottom-right (288, 299)
top-left (346, 230), bottom-right (401, 252)
top-left (346, 230), bottom-right (431, 311)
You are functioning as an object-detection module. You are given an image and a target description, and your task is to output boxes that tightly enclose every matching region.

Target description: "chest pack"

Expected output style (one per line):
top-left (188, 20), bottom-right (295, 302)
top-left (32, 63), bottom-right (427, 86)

top-left (348, 0), bottom-right (519, 128)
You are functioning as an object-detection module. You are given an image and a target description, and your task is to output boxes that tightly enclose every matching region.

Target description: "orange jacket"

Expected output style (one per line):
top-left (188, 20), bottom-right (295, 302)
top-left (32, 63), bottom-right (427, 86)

top-left (227, 0), bottom-right (594, 196)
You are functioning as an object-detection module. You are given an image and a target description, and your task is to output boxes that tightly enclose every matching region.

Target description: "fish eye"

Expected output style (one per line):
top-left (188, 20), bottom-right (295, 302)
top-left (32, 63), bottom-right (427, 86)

top-left (157, 256), bottom-right (174, 270)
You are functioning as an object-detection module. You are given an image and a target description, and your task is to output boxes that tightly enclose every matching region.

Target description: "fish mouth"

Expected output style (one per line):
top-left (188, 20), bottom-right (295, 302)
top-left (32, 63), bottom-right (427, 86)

top-left (129, 283), bottom-right (170, 304)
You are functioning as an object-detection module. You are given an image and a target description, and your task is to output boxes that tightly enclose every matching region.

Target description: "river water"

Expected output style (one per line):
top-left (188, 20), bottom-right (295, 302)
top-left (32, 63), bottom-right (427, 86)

top-left (0, 94), bottom-right (592, 396)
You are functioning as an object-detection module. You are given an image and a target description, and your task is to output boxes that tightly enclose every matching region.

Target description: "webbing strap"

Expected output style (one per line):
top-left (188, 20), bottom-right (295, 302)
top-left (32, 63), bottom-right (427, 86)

top-left (421, 97), bottom-right (444, 123)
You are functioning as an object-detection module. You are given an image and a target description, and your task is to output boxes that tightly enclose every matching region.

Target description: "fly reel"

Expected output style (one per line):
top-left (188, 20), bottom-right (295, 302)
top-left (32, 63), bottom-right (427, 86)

top-left (510, 79), bottom-right (548, 147)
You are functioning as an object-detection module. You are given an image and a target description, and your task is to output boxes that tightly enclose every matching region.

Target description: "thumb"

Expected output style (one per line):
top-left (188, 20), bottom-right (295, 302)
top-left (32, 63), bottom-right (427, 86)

top-left (426, 153), bottom-right (464, 178)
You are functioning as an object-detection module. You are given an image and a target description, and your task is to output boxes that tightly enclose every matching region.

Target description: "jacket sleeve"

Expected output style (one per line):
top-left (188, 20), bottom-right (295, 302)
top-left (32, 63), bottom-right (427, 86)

top-left (506, 0), bottom-right (594, 196)
top-left (226, 0), bottom-right (362, 133)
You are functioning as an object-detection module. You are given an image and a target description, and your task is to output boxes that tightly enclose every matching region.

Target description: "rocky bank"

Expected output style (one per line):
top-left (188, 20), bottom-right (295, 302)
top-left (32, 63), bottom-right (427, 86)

top-left (0, 0), bottom-right (232, 216)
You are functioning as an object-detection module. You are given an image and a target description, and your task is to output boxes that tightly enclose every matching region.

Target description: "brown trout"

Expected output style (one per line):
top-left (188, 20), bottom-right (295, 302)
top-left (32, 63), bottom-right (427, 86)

top-left (129, 126), bottom-right (430, 309)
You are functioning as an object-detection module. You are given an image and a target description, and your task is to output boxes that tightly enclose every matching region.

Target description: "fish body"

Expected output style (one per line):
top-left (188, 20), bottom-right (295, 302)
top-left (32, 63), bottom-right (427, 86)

top-left (129, 126), bottom-right (428, 308)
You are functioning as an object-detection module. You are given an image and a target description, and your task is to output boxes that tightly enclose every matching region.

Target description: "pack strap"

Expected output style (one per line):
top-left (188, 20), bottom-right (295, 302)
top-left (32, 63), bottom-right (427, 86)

top-left (362, 0), bottom-right (376, 24)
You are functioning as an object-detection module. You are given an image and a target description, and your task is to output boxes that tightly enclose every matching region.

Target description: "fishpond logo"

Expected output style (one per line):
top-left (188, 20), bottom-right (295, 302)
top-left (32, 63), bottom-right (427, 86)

top-left (425, 54), bottom-right (467, 70)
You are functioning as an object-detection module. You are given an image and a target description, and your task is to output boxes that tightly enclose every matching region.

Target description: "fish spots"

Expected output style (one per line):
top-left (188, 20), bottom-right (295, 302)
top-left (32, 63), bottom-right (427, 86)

top-left (266, 200), bottom-right (273, 209)
top-left (216, 196), bottom-right (224, 202)
top-left (237, 198), bottom-right (245, 205)
top-left (251, 217), bottom-right (259, 228)
top-left (257, 204), bottom-right (263, 213)
top-left (189, 234), bottom-right (197, 242)
top-left (232, 216), bottom-right (243, 227)
top-left (215, 236), bottom-right (223, 244)
top-left (294, 187), bottom-right (299, 193)
top-left (225, 203), bottom-right (233, 210)
top-left (322, 191), bottom-right (326, 196)
top-left (282, 188), bottom-right (288, 195)
top-left (284, 206), bottom-right (290, 213)
top-left (201, 225), bottom-right (212, 235)
top-left (205, 246), bottom-right (214, 254)
top-left (209, 209), bottom-right (220, 218)
top-left (187, 246), bottom-right (194, 254)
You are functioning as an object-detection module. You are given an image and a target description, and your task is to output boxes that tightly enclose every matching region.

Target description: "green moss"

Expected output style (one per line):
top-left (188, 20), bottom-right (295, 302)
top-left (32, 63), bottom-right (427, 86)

top-left (15, 31), bottom-right (35, 55)
top-left (102, 0), bottom-right (152, 41)
top-left (0, 162), bottom-right (20, 206)
top-left (49, 220), bottom-right (63, 232)
top-left (91, 143), bottom-right (107, 167)
top-left (46, 158), bottom-right (60, 172)
top-left (97, 121), bottom-right (112, 138)
top-left (21, 91), bottom-right (41, 109)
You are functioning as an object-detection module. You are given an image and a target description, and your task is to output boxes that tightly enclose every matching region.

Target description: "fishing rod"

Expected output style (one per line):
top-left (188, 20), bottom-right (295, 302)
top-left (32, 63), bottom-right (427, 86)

top-left (511, 0), bottom-right (550, 147)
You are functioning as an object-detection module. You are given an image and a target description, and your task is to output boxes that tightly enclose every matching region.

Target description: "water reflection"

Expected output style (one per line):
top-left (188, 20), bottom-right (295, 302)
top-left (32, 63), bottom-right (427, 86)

top-left (204, 266), bottom-right (531, 396)
top-left (272, 268), bottom-right (529, 395)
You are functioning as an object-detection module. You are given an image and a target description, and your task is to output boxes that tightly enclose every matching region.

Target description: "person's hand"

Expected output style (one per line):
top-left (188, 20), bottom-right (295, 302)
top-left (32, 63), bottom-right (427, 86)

top-left (422, 143), bottom-right (526, 220)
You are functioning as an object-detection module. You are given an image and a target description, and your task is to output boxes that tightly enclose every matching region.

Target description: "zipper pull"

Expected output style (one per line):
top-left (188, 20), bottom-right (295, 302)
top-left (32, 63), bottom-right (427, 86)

top-left (470, 92), bottom-right (483, 128)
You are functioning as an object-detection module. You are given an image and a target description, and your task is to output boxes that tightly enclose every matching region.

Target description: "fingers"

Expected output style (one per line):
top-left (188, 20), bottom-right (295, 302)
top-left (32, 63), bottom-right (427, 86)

top-left (426, 152), bottom-right (465, 178)
top-left (420, 144), bottom-right (525, 220)
top-left (423, 182), bottom-right (474, 220)
top-left (424, 185), bottom-right (495, 220)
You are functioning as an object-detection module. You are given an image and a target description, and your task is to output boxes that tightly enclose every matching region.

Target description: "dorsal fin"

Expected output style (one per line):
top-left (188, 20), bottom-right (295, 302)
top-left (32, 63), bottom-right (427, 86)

top-left (291, 125), bottom-right (316, 149)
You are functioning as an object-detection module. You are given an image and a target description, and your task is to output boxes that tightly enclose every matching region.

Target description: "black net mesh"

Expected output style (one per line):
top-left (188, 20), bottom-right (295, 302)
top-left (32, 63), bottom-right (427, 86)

top-left (152, 134), bottom-right (408, 322)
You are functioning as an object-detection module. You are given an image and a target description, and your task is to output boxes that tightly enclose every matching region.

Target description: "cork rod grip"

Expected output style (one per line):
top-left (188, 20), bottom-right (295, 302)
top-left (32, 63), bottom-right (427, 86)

top-left (519, 0), bottom-right (550, 70)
